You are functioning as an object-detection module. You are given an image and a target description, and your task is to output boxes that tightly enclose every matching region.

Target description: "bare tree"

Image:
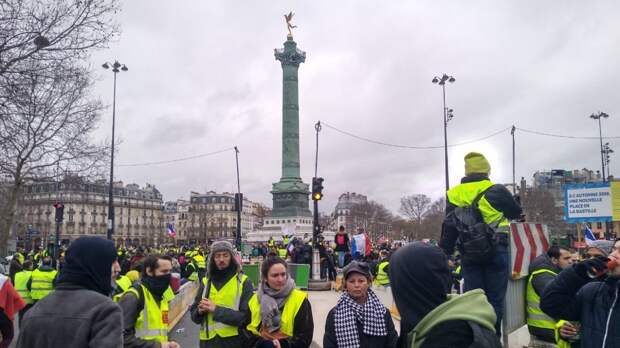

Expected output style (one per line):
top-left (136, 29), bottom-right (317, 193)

top-left (399, 194), bottom-right (431, 224)
top-left (349, 200), bottom-right (393, 239)
top-left (0, 64), bottom-right (106, 250)
top-left (0, 0), bottom-right (120, 76)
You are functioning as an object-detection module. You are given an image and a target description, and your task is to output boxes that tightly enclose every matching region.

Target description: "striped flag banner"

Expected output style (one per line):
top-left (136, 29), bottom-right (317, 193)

top-left (510, 223), bottom-right (550, 279)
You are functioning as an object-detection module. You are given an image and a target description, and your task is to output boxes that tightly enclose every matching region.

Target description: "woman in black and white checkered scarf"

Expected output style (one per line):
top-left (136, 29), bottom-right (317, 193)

top-left (323, 261), bottom-right (398, 348)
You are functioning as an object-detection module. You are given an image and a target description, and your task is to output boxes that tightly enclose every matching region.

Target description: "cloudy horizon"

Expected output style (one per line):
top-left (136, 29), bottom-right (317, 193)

top-left (87, 1), bottom-right (620, 215)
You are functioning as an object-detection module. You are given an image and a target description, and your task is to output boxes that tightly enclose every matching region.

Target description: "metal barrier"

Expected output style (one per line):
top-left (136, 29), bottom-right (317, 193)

top-left (502, 223), bottom-right (550, 347)
top-left (168, 281), bottom-right (199, 329)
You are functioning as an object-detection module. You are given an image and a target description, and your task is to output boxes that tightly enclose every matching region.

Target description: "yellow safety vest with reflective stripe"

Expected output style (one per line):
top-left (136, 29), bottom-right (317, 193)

top-left (14, 271), bottom-right (33, 304)
top-left (247, 288), bottom-right (306, 337)
top-left (554, 320), bottom-right (573, 348)
top-left (200, 273), bottom-right (248, 341)
top-left (447, 180), bottom-right (510, 232)
top-left (526, 269), bottom-right (558, 330)
top-left (124, 285), bottom-right (169, 343)
top-left (278, 249), bottom-right (287, 258)
top-left (30, 269), bottom-right (57, 300)
top-left (116, 275), bottom-right (133, 292)
top-left (187, 262), bottom-right (199, 281)
top-left (193, 254), bottom-right (206, 269)
top-left (374, 261), bottom-right (390, 286)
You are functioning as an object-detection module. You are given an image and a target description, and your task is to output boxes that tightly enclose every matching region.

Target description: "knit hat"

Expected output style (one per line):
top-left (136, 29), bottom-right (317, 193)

top-left (586, 240), bottom-right (615, 256)
top-left (464, 152), bottom-right (491, 176)
top-left (207, 240), bottom-right (239, 276)
top-left (125, 270), bottom-right (140, 282)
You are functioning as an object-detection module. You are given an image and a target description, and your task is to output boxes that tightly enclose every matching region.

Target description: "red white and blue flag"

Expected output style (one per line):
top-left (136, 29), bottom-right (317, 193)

top-left (167, 223), bottom-right (177, 238)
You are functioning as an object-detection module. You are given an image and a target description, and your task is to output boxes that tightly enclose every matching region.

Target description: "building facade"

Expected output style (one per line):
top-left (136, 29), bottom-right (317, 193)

top-left (15, 176), bottom-right (164, 249)
top-left (163, 199), bottom-right (190, 243)
top-left (333, 192), bottom-right (368, 231)
top-left (186, 191), bottom-right (256, 244)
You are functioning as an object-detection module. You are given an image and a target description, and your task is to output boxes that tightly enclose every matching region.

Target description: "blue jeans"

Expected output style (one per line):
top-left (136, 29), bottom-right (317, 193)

top-left (462, 244), bottom-right (509, 336)
top-left (338, 251), bottom-right (345, 268)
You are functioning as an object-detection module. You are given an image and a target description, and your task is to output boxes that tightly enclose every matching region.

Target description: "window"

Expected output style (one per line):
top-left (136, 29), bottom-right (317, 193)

top-left (596, 222), bottom-right (602, 229)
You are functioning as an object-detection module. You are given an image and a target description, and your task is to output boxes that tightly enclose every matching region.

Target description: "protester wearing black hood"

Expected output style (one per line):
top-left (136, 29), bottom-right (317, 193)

top-left (390, 242), bottom-right (501, 348)
top-left (16, 236), bottom-right (122, 348)
top-left (190, 240), bottom-right (253, 348)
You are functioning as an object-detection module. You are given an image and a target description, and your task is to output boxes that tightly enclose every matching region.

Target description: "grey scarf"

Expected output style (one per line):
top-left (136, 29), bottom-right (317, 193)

top-left (257, 277), bottom-right (296, 333)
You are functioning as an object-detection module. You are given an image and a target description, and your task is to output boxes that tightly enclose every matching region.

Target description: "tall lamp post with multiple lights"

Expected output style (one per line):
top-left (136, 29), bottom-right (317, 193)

top-left (432, 73), bottom-right (456, 191)
top-left (102, 61), bottom-right (128, 241)
top-left (589, 111), bottom-right (611, 239)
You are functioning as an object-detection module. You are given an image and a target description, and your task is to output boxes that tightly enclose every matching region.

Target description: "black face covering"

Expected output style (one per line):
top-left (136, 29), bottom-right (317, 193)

top-left (142, 274), bottom-right (171, 298)
top-left (390, 242), bottom-right (452, 336)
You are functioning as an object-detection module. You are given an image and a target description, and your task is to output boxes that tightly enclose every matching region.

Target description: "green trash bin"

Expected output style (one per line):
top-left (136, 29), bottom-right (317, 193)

top-left (288, 263), bottom-right (310, 290)
top-left (242, 264), bottom-right (260, 289)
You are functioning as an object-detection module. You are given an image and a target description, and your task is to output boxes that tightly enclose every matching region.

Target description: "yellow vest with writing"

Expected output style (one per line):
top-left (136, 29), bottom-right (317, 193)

top-left (199, 274), bottom-right (248, 340)
top-left (15, 271), bottom-right (33, 304)
top-left (30, 269), bottom-right (57, 300)
top-left (247, 288), bottom-right (306, 337)
top-left (124, 285), bottom-right (169, 343)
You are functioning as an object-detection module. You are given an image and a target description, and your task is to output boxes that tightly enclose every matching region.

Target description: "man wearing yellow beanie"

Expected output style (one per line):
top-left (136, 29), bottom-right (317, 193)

top-left (439, 152), bottom-right (522, 336)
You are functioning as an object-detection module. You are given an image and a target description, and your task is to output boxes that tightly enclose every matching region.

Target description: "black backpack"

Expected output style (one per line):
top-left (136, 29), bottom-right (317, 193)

top-left (446, 186), bottom-right (500, 265)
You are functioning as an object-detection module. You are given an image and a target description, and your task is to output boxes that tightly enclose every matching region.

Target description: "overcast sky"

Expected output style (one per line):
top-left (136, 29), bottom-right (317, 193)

top-left (88, 1), bottom-right (620, 214)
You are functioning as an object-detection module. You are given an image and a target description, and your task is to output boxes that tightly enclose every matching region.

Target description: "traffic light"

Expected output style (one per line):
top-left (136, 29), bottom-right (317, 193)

top-left (312, 177), bottom-right (324, 201)
top-left (53, 202), bottom-right (64, 222)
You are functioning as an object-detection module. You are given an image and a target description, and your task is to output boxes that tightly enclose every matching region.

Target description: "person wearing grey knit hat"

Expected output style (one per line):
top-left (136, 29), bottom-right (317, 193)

top-left (585, 240), bottom-right (615, 258)
top-left (190, 240), bottom-right (254, 348)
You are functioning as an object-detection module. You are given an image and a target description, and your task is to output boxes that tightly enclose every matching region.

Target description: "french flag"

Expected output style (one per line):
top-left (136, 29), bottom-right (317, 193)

top-left (583, 224), bottom-right (596, 245)
top-left (167, 223), bottom-right (177, 238)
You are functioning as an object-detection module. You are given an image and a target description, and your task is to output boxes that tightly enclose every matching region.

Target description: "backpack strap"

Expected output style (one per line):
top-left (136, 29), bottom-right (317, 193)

top-left (470, 185), bottom-right (497, 208)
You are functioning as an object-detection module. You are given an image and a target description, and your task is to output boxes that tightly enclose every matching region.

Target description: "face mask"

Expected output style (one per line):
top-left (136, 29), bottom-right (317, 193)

top-left (143, 274), bottom-right (171, 298)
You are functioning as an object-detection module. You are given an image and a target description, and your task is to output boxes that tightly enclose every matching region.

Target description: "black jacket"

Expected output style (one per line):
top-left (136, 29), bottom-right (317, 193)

top-left (246, 298), bottom-right (314, 348)
top-left (540, 266), bottom-right (620, 348)
top-left (439, 175), bottom-right (522, 256)
top-left (323, 306), bottom-right (398, 348)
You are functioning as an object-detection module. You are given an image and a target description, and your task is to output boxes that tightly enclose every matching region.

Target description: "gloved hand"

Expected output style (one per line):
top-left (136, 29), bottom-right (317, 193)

top-left (574, 256), bottom-right (608, 279)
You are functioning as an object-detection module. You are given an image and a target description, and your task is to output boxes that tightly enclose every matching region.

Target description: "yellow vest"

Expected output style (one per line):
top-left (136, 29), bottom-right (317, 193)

top-left (374, 261), bottom-right (390, 286)
top-left (30, 268), bottom-right (57, 300)
top-left (527, 269), bottom-right (557, 330)
top-left (193, 254), bottom-right (206, 269)
top-left (187, 263), bottom-right (199, 281)
top-left (247, 288), bottom-right (306, 337)
top-left (554, 320), bottom-right (574, 348)
top-left (15, 271), bottom-right (33, 304)
top-left (278, 249), bottom-right (288, 258)
top-left (447, 180), bottom-right (510, 231)
top-left (116, 275), bottom-right (133, 292)
top-left (200, 274), bottom-right (248, 341)
top-left (124, 285), bottom-right (169, 343)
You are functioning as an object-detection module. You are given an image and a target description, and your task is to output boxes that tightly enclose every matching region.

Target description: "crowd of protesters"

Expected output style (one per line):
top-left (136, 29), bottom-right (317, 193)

top-left (0, 152), bottom-right (619, 348)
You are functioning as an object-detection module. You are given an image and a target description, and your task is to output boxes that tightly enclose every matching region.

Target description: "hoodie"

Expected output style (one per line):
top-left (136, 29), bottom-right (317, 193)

top-left (389, 242), bottom-right (500, 348)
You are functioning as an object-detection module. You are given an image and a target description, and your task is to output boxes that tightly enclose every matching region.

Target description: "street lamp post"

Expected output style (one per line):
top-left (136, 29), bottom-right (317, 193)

top-left (432, 74), bottom-right (455, 192)
top-left (590, 112), bottom-right (609, 181)
top-left (589, 111), bottom-right (610, 239)
top-left (102, 61), bottom-right (128, 241)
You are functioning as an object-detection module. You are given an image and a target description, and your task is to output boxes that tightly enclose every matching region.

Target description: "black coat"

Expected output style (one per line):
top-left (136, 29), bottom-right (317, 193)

top-left (323, 306), bottom-right (398, 348)
top-left (541, 265), bottom-right (620, 348)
